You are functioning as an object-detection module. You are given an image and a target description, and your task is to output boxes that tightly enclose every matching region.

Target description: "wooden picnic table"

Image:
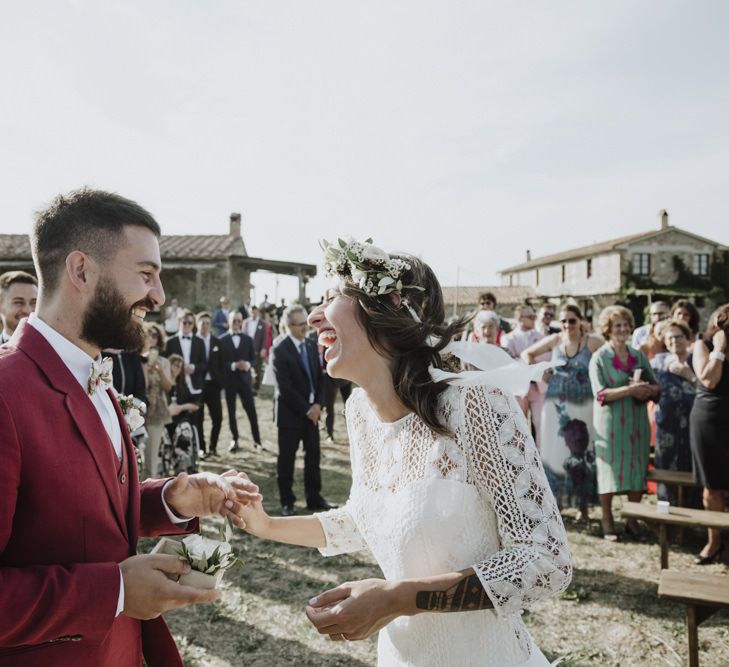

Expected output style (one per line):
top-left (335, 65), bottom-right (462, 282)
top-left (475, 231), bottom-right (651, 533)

top-left (658, 570), bottom-right (729, 667)
top-left (621, 501), bottom-right (729, 569)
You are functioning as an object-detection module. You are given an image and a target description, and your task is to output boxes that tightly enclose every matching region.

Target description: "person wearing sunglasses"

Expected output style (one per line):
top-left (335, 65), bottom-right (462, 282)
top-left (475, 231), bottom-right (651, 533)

top-left (522, 304), bottom-right (603, 523)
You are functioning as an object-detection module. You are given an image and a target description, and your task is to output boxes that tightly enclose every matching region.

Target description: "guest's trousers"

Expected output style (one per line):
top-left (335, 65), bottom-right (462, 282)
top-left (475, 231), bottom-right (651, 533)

top-left (200, 380), bottom-right (223, 452)
top-left (323, 376), bottom-right (352, 438)
top-left (225, 381), bottom-right (261, 444)
top-left (144, 422), bottom-right (166, 479)
top-left (277, 421), bottom-right (321, 506)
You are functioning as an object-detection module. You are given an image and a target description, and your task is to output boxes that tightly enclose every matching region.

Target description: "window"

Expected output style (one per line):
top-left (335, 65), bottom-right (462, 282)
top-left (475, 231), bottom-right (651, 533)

top-left (535, 269), bottom-right (540, 286)
top-left (632, 253), bottom-right (651, 275)
top-left (509, 274), bottom-right (514, 286)
top-left (561, 265), bottom-right (566, 282)
top-left (586, 258), bottom-right (592, 278)
top-left (693, 254), bottom-right (709, 276)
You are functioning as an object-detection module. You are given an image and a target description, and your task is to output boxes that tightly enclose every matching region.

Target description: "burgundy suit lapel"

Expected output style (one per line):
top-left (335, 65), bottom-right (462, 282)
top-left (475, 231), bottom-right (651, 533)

top-left (15, 321), bottom-right (128, 538)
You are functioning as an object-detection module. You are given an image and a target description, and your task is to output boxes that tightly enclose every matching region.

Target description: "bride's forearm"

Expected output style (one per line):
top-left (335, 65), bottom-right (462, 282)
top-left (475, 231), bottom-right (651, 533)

top-left (392, 568), bottom-right (493, 616)
top-left (249, 514), bottom-right (327, 549)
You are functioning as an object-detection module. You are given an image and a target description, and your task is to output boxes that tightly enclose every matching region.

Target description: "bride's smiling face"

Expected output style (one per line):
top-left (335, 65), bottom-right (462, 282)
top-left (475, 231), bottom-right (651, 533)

top-left (308, 285), bottom-right (376, 381)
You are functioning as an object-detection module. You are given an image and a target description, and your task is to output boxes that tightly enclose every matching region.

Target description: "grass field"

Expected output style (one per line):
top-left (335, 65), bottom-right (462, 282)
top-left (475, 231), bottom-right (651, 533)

top-left (141, 391), bottom-right (729, 667)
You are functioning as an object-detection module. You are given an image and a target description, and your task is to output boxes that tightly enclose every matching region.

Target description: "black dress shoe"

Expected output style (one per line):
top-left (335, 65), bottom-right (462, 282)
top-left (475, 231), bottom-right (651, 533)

top-left (228, 440), bottom-right (240, 453)
top-left (306, 497), bottom-right (337, 511)
top-left (281, 504), bottom-right (295, 517)
top-left (695, 543), bottom-right (724, 565)
top-left (254, 442), bottom-right (263, 453)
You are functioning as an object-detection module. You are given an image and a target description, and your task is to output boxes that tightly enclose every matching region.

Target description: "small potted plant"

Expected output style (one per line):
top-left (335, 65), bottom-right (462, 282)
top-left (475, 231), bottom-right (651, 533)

top-left (152, 519), bottom-right (242, 589)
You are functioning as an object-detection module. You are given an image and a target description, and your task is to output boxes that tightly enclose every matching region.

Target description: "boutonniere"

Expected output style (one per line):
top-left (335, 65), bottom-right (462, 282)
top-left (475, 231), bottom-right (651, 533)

top-left (115, 392), bottom-right (146, 432)
top-left (212, 346), bottom-right (219, 352)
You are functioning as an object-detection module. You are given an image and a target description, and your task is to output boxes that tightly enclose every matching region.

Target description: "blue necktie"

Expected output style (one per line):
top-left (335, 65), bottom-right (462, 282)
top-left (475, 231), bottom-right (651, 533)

top-left (299, 341), bottom-right (315, 401)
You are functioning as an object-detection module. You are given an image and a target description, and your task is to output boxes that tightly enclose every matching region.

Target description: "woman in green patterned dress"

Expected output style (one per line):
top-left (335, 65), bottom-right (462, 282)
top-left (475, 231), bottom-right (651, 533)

top-left (589, 306), bottom-right (661, 540)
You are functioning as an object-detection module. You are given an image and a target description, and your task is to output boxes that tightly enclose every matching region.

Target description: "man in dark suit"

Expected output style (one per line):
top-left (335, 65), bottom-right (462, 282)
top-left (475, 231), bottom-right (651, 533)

top-left (273, 305), bottom-right (331, 516)
top-left (195, 311), bottom-right (224, 457)
top-left (0, 188), bottom-right (260, 666)
top-left (219, 311), bottom-right (262, 453)
top-left (164, 310), bottom-right (206, 449)
top-left (243, 305), bottom-right (266, 392)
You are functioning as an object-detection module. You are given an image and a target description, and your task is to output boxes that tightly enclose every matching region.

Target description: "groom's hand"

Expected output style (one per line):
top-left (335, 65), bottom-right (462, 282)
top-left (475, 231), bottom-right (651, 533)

top-left (163, 471), bottom-right (262, 528)
top-left (120, 554), bottom-right (220, 620)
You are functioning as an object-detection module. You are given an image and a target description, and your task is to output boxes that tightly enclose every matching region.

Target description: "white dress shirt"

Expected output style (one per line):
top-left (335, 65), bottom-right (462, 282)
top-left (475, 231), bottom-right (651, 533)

top-left (198, 334), bottom-right (212, 381)
top-left (27, 313), bottom-right (188, 617)
top-left (178, 331), bottom-right (201, 395)
top-left (246, 318), bottom-right (259, 339)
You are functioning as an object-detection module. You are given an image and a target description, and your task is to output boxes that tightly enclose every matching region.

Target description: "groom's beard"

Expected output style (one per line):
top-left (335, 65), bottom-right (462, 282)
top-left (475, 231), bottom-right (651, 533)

top-left (81, 277), bottom-right (149, 351)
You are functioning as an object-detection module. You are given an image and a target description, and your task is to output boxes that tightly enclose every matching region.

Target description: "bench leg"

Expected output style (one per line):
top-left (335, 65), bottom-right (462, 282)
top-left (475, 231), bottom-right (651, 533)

top-left (659, 524), bottom-right (669, 569)
top-left (687, 605), bottom-right (699, 667)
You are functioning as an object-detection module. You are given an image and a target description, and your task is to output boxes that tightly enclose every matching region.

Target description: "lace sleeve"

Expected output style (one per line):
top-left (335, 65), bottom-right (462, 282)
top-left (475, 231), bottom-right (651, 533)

top-left (463, 385), bottom-right (572, 616)
top-left (316, 504), bottom-right (368, 557)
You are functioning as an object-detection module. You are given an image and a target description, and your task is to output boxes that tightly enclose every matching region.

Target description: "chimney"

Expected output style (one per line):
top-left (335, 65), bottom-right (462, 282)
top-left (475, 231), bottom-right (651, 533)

top-left (526, 249), bottom-right (532, 262)
top-left (658, 209), bottom-right (669, 230)
top-left (229, 212), bottom-right (241, 237)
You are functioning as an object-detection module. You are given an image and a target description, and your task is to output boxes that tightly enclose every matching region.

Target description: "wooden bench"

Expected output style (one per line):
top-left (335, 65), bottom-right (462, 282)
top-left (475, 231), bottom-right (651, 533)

top-left (647, 469), bottom-right (701, 507)
top-left (621, 501), bottom-right (729, 569)
top-left (658, 570), bottom-right (729, 667)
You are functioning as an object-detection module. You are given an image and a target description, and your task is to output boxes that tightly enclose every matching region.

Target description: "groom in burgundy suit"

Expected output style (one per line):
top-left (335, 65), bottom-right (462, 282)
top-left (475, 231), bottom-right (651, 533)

top-left (0, 189), bottom-right (260, 666)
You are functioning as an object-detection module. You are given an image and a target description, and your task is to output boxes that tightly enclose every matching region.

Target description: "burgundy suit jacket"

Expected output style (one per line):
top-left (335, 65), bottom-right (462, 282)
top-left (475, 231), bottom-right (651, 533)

top-left (0, 321), bottom-right (197, 666)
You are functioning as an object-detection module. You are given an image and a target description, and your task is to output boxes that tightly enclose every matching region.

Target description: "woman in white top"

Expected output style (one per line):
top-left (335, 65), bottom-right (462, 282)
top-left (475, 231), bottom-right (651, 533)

top-left (236, 239), bottom-right (572, 666)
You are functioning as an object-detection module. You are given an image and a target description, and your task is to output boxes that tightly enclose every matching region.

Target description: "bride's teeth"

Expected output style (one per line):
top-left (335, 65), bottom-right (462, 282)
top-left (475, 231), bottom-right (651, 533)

top-left (318, 331), bottom-right (337, 347)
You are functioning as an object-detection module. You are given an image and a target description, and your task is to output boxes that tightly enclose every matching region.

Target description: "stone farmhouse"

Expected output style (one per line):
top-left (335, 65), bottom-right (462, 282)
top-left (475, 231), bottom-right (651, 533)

top-left (498, 211), bottom-right (728, 322)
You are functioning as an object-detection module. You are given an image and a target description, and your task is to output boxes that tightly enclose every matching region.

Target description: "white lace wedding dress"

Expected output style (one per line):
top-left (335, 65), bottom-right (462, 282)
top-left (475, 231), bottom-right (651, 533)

top-left (317, 384), bottom-right (571, 666)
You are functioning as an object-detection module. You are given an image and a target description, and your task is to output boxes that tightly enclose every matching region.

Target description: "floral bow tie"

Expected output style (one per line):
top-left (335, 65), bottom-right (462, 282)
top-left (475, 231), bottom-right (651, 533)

top-left (88, 357), bottom-right (113, 396)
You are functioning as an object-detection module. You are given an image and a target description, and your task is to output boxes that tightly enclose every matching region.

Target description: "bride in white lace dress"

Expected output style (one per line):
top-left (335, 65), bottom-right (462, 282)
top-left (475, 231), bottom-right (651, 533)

top-left (236, 239), bottom-right (572, 666)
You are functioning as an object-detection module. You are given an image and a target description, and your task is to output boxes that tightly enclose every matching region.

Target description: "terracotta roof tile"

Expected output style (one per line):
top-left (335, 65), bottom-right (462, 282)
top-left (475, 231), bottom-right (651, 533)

top-left (441, 285), bottom-right (536, 306)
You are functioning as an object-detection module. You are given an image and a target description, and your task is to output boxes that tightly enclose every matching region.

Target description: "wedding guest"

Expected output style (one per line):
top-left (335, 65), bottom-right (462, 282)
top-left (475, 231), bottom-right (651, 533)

top-left (141, 322), bottom-right (173, 478)
top-left (219, 311), bottom-right (262, 453)
top-left (163, 296), bottom-right (183, 335)
top-left (103, 347), bottom-right (147, 405)
top-left (0, 270), bottom-right (37, 344)
top-left (166, 353), bottom-right (201, 433)
top-left (639, 318), bottom-right (670, 359)
top-left (589, 305), bottom-right (660, 540)
top-left (165, 309), bottom-right (206, 452)
top-left (523, 304), bottom-right (603, 521)
top-left (503, 305), bottom-right (545, 437)
top-left (0, 187), bottom-right (259, 665)
top-left (670, 299), bottom-right (701, 347)
top-left (212, 295), bottom-right (231, 337)
top-left (476, 291), bottom-right (511, 344)
top-left (235, 239), bottom-right (570, 666)
top-left (631, 300), bottom-right (670, 349)
top-left (196, 311), bottom-right (224, 458)
top-left (472, 309), bottom-right (501, 346)
top-left (650, 320), bottom-right (696, 502)
top-left (273, 305), bottom-right (331, 516)
top-left (536, 303), bottom-right (560, 336)
top-left (689, 304), bottom-right (729, 564)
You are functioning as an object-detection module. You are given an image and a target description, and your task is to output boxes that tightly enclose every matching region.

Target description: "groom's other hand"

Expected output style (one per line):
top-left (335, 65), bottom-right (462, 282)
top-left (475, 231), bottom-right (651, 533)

top-left (163, 471), bottom-right (262, 528)
top-left (120, 554), bottom-right (220, 620)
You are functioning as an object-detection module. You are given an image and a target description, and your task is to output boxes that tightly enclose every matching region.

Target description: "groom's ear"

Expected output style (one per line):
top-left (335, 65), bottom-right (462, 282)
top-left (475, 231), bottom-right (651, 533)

top-left (65, 251), bottom-right (98, 294)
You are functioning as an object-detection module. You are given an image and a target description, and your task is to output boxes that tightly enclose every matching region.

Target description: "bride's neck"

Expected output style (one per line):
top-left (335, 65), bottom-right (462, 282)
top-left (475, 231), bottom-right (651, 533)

top-left (359, 367), bottom-right (411, 423)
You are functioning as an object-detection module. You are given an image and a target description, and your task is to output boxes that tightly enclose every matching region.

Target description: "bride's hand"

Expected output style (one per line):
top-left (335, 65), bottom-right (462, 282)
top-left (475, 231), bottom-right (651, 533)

top-left (219, 470), bottom-right (267, 533)
top-left (305, 579), bottom-right (403, 641)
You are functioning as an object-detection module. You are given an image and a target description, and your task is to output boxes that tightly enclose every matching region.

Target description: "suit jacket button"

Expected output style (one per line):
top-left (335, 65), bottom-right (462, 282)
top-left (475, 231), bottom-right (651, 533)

top-left (120, 472), bottom-right (127, 484)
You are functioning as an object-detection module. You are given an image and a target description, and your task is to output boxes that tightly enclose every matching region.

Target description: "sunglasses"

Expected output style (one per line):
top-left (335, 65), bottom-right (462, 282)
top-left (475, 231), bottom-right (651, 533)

top-left (560, 318), bottom-right (578, 325)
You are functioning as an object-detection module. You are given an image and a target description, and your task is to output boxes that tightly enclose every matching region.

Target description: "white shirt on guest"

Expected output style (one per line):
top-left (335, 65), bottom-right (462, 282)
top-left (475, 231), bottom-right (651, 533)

top-left (198, 334), bottom-right (212, 381)
top-left (177, 331), bottom-right (201, 395)
top-left (246, 318), bottom-right (259, 339)
top-left (502, 327), bottom-right (544, 359)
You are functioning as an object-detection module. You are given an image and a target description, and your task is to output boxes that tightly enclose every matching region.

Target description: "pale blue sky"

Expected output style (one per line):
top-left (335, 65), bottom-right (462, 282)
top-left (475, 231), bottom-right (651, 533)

top-left (1, 1), bottom-right (728, 304)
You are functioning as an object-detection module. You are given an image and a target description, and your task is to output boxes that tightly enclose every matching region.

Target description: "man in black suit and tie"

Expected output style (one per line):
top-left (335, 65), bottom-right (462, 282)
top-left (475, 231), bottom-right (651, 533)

top-left (273, 305), bottom-right (331, 516)
top-left (220, 311), bottom-right (262, 453)
top-left (195, 311), bottom-right (224, 457)
top-left (164, 309), bottom-right (207, 448)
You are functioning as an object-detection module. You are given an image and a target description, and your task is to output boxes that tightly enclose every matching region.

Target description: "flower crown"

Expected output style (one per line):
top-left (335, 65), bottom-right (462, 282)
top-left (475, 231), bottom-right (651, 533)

top-left (320, 237), bottom-right (424, 297)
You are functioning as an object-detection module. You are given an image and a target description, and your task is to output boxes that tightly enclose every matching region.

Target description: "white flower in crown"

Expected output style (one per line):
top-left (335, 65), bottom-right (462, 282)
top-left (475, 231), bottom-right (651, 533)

top-left (319, 237), bottom-right (423, 298)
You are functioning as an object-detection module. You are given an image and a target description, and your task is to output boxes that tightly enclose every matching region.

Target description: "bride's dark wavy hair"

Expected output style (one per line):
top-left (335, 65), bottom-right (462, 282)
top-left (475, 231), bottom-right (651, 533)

top-left (340, 254), bottom-right (469, 436)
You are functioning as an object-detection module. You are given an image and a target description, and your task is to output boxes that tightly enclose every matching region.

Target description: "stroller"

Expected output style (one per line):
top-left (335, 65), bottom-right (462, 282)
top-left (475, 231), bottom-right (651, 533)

top-left (159, 416), bottom-right (201, 476)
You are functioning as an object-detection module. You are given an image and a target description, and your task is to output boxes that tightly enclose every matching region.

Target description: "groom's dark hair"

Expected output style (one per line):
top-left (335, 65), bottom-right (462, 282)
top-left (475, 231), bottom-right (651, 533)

top-left (31, 188), bottom-right (161, 294)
